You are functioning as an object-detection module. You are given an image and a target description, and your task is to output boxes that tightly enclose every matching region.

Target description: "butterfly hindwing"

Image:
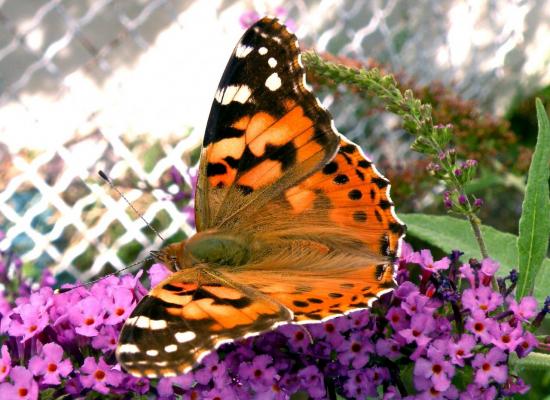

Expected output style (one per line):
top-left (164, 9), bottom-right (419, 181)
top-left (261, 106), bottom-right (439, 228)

top-left (195, 17), bottom-right (339, 231)
top-left (117, 268), bottom-right (291, 378)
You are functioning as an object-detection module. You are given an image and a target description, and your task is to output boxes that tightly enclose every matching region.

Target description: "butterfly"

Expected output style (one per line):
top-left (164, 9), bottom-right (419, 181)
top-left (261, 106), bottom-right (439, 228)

top-left (116, 17), bottom-right (405, 378)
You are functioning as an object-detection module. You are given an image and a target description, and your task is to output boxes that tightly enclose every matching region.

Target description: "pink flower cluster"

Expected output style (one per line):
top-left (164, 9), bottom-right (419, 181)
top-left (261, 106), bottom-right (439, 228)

top-left (0, 239), bottom-right (545, 399)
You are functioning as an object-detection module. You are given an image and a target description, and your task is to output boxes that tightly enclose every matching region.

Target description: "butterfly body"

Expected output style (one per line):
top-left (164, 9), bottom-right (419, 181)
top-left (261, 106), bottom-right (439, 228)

top-left (117, 17), bottom-right (405, 378)
top-left (158, 230), bottom-right (253, 268)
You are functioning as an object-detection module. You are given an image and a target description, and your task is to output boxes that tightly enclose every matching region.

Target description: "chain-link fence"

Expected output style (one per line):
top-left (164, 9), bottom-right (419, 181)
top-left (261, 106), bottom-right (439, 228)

top-left (1, 0), bottom-right (549, 281)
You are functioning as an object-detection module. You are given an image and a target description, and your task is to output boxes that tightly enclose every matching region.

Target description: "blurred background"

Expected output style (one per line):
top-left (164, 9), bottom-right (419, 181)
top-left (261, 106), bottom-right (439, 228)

top-left (0, 0), bottom-right (549, 285)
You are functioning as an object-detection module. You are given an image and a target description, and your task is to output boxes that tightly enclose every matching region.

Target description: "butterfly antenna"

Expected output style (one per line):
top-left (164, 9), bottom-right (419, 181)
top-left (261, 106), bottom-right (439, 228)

top-left (98, 170), bottom-right (165, 242)
top-left (55, 257), bottom-right (154, 294)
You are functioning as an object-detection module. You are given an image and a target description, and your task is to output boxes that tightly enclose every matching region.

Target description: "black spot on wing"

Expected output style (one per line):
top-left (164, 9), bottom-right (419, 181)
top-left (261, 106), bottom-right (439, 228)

top-left (206, 163), bottom-right (227, 177)
top-left (322, 161), bottom-right (338, 175)
top-left (333, 174), bottom-right (349, 184)
top-left (372, 177), bottom-right (389, 189)
top-left (389, 222), bottom-right (406, 235)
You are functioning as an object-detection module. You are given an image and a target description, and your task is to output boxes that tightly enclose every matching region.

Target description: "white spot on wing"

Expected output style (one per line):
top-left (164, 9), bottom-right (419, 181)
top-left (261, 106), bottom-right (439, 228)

top-left (235, 43), bottom-right (253, 58)
top-left (175, 331), bottom-right (196, 343)
top-left (258, 47), bottom-right (268, 55)
top-left (155, 361), bottom-right (168, 367)
top-left (265, 73), bottom-right (282, 91)
top-left (164, 344), bottom-right (177, 353)
top-left (134, 316), bottom-right (167, 330)
top-left (147, 373), bottom-right (157, 378)
top-left (146, 349), bottom-right (159, 357)
top-left (268, 57), bottom-right (277, 68)
top-left (214, 85), bottom-right (252, 105)
top-left (118, 344), bottom-right (140, 353)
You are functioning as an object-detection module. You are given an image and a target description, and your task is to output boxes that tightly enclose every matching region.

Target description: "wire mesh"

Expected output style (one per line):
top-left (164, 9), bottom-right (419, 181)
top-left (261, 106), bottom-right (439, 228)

top-left (1, 0), bottom-right (549, 281)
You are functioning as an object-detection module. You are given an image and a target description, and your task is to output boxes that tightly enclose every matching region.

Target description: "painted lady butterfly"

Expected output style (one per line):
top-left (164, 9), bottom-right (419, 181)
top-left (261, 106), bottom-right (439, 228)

top-left (116, 17), bottom-right (405, 378)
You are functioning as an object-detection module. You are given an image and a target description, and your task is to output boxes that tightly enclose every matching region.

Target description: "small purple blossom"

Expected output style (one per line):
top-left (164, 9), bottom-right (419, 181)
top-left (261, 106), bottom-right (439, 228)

top-left (508, 296), bottom-right (538, 321)
top-left (449, 335), bottom-right (476, 366)
top-left (0, 345), bottom-right (11, 382)
top-left (414, 351), bottom-right (455, 391)
top-left (6, 303), bottom-right (49, 342)
top-left (68, 296), bottom-right (105, 337)
top-left (104, 288), bottom-right (135, 325)
top-left (79, 357), bottom-right (123, 394)
top-left (28, 343), bottom-right (72, 385)
top-left (472, 348), bottom-right (508, 387)
top-left (147, 262), bottom-right (172, 287)
top-left (411, 249), bottom-right (450, 273)
top-left (0, 366), bottom-right (38, 400)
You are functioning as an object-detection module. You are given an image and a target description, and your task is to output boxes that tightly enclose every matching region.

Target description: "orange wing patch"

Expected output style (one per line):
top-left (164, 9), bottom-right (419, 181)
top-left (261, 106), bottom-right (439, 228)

top-left (222, 259), bottom-right (395, 323)
top-left (284, 138), bottom-right (405, 258)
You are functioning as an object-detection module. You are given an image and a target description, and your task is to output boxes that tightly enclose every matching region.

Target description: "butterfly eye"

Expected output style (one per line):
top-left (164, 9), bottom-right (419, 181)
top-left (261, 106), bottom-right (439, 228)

top-left (169, 256), bottom-right (179, 270)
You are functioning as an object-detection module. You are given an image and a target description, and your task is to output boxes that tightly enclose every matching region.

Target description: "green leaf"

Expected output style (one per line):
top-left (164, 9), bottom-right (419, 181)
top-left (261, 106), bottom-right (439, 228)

top-left (400, 213), bottom-right (550, 303)
top-left (516, 99), bottom-right (550, 300)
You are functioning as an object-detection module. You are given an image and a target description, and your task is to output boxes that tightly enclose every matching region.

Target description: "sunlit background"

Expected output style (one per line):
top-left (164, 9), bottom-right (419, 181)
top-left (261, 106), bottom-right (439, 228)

top-left (1, 0), bottom-right (549, 282)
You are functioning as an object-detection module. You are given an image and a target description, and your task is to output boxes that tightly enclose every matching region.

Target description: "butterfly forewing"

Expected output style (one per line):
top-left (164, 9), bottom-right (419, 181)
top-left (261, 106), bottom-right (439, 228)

top-left (195, 17), bottom-right (339, 231)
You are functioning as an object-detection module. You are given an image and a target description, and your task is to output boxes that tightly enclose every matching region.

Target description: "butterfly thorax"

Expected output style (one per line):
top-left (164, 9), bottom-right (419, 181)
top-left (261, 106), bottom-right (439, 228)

top-left (158, 231), bottom-right (251, 269)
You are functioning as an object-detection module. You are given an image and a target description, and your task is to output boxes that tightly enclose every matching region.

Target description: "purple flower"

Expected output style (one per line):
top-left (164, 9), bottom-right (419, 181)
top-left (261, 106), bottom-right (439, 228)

top-left (337, 331), bottom-right (373, 368)
top-left (462, 286), bottom-right (503, 314)
top-left (0, 366), bottom-right (38, 400)
top-left (309, 320), bottom-right (345, 347)
top-left (7, 303), bottom-right (49, 342)
top-left (239, 355), bottom-right (277, 393)
top-left (414, 351), bottom-right (456, 391)
top-left (387, 306), bottom-right (409, 330)
top-left (473, 198), bottom-right (484, 208)
top-left (375, 338), bottom-right (403, 360)
top-left (147, 263), bottom-right (172, 287)
top-left (298, 365), bottom-right (325, 399)
top-left (343, 370), bottom-right (377, 398)
top-left (79, 357), bottom-right (123, 394)
top-left (28, 342), bottom-right (72, 385)
top-left (459, 262), bottom-right (476, 287)
top-left (465, 311), bottom-right (497, 344)
top-left (516, 331), bottom-right (538, 358)
top-left (449, 334), bottom-right (476, 366)
top-left (480, 258), bottom-right (499, 281)
top-left (489, 322), bottom-right (523, 351)
top-left (508, 296), bottom-right (538, 322)
top-left (157, 374), bottom-right (193, 398)
top-left (104, 288), bottom-right (134, 325)
top-left (0, 345), bottom-right (11, 381)
top-left (399, 313), bottom-right (435, 347)
top-left (402, 292), bottom-right (437, 316)
top-left (195, 352), bottom-right (228, 386)
top-left (69, 296), bottom-right (105, 337)
top-left (91, 325), bottom-right (119, 351)
top-left (411, 250), bottom-right (450, 273)
top-left (472, 348), bottom-right (508, 387)
top-left (463, 383), bottom-right (498, 399)
top-left (280, 325), bottom-right (310, 352)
